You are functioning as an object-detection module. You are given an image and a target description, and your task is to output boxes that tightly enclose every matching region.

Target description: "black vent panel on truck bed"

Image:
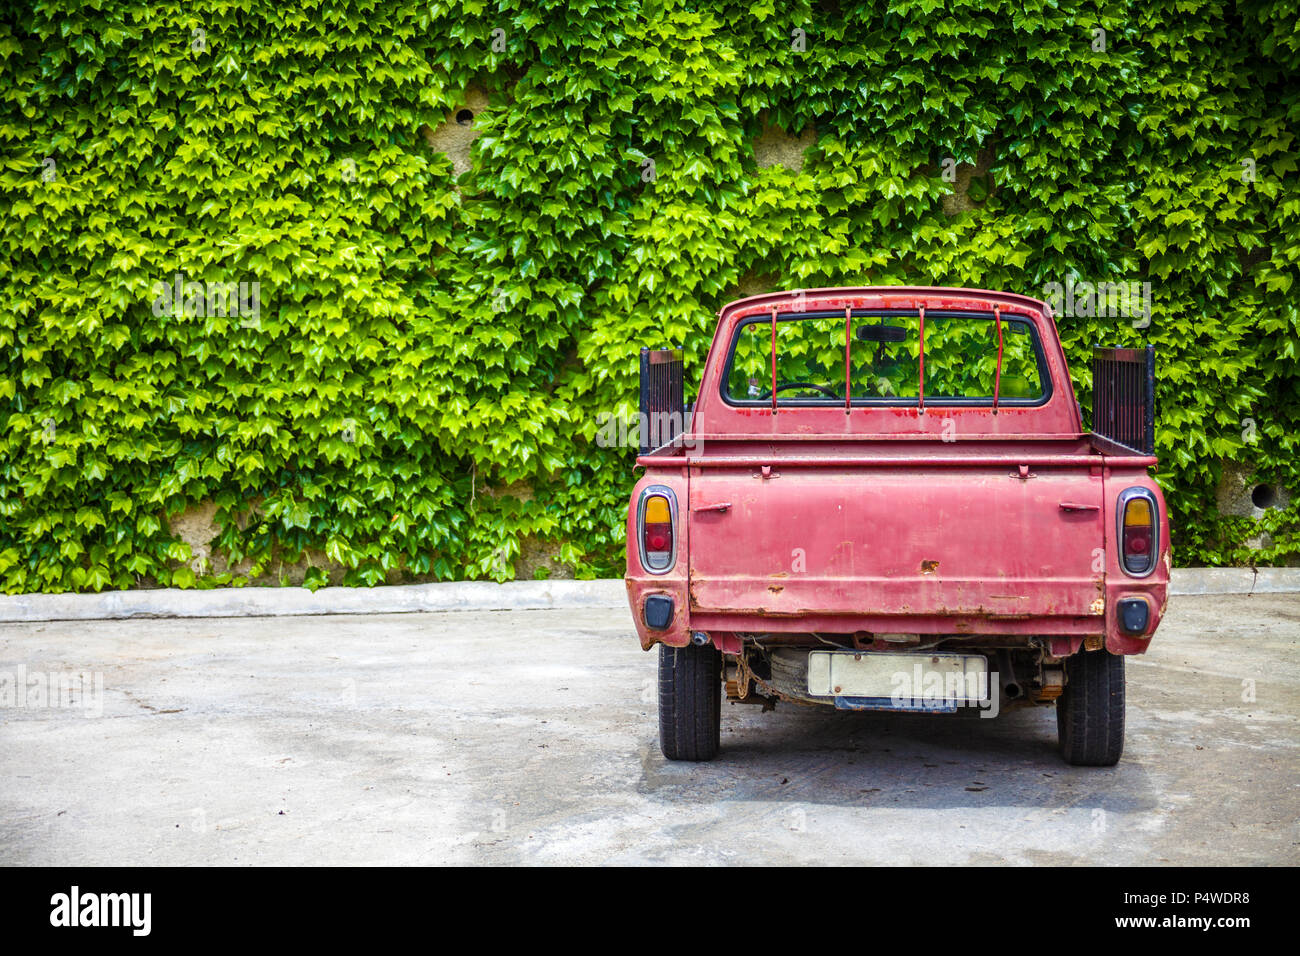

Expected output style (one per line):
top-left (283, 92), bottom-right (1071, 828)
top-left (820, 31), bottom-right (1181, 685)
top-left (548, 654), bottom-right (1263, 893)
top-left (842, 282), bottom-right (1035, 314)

top-left (1092, 345), bottom-right (1155, 454)
top-left (639, 347), bottom-right (685, 455)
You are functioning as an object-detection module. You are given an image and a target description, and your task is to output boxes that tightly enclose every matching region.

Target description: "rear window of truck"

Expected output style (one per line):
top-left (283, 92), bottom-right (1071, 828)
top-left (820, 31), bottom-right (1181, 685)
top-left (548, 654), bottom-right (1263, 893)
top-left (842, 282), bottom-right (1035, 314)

top-left (723, 310), bottom-right (1050, 406)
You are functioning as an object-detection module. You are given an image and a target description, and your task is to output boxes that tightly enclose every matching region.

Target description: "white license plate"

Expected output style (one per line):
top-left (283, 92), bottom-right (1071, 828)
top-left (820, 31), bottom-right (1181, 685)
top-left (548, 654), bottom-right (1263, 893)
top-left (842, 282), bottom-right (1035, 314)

top-left (807, 651), bottom-right (990, 705)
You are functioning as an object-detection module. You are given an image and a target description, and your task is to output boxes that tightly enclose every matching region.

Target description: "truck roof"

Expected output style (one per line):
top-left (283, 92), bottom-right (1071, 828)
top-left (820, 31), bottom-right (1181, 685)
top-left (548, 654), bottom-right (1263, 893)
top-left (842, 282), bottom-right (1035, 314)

top-left (717, 286), bottom-right (1053, 320)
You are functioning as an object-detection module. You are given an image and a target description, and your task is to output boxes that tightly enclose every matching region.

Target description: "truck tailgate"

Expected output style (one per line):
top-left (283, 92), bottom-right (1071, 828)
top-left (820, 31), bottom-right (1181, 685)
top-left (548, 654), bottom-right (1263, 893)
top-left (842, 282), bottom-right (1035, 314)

top-left (688, 464), bottom-right (1105, 621)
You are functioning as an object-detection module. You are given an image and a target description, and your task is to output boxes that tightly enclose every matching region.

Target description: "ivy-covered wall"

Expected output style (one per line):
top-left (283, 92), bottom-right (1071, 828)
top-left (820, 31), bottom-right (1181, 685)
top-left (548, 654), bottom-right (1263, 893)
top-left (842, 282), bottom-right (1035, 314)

top-left (2, 0), bottom-right (1297, 593)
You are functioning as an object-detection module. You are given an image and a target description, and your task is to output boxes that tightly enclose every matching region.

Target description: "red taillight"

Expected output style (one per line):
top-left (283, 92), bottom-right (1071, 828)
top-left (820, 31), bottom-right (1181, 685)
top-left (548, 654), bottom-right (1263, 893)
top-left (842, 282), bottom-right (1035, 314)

top-left (1120, 491), bottom-right (1156, 575)
top-left (641, 493), bottom-right (674, 571)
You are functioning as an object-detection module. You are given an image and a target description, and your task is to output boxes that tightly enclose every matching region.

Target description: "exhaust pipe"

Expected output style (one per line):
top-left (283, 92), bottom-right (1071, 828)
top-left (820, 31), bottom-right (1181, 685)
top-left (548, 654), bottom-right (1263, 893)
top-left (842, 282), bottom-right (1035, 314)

top-left (998, 651), bottom-right (1022, 701)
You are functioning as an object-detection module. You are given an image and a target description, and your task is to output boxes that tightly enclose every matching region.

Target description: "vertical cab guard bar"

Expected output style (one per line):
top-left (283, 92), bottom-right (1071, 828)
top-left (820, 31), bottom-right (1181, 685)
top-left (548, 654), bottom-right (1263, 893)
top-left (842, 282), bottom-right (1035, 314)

top-left (844, 306), bottom-right (852, 414)
top-left (770, 305), bottom-right (778, 413)
top-left (917, 305), bottom-right (926, 413)
top-left (992, 306), bottom-right (1003, 414)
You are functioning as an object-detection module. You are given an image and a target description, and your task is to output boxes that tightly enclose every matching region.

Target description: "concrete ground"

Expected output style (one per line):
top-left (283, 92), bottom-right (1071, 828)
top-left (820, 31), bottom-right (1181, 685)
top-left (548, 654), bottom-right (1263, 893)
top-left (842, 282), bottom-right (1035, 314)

top-left (1, 594), bottom-right (1297, 866)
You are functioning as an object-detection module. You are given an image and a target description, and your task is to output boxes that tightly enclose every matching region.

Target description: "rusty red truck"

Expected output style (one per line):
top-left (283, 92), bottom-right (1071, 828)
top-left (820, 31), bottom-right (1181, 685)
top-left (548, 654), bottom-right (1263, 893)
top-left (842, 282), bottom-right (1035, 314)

top-left (625, 286), bottom-right (1169, 767)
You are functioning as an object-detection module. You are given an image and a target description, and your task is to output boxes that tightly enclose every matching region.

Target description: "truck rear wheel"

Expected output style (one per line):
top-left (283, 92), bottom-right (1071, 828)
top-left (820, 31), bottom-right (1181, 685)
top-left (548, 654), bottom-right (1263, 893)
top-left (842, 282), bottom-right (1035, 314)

top-left (1057, 648), bottom-right (1125, 766)
top-left (658, 642), bottom-right (721, 761)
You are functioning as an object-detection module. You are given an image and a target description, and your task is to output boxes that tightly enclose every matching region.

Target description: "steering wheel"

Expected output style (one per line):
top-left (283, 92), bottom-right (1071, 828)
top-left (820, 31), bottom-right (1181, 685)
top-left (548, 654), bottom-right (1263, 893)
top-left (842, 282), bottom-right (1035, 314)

top-left (757, 381), bottom-right (841, 399)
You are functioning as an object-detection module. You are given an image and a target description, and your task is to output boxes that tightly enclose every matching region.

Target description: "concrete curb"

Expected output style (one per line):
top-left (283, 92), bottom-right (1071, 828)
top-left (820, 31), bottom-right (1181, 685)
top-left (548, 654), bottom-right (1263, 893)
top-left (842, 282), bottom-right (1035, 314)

top-left (1169, 567), bottom-right (1300, 596)
top-left (0, 579), bottom-right (627, 623)
top-left (0, 569), bottom-right (1295, 623)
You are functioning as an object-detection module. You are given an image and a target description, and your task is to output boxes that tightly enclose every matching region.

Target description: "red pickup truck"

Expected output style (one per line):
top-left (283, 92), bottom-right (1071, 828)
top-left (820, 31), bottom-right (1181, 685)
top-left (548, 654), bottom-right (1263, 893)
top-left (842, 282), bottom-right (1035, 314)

top-left (626, 286), bottom-right (1169, 767)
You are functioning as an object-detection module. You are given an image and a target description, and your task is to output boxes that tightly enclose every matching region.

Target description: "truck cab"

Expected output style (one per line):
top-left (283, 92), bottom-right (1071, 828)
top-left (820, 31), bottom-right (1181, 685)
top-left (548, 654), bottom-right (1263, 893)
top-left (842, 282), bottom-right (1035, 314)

top-left (626, 286), bottom-right (1169, 766)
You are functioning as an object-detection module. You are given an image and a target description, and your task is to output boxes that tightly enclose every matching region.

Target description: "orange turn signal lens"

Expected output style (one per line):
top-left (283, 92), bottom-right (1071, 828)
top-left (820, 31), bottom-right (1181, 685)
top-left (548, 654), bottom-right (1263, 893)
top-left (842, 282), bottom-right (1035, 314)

top-left (644, 495), bottom-right (671, 524)
top-left (1124, 497), bottom-right (1153, 527)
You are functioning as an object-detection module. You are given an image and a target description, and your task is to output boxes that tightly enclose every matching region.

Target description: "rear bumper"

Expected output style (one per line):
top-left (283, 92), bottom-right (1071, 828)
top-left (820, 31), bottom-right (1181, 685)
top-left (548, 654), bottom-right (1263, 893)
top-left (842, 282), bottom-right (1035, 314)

top-left (626, 575), bottom-right (1169, 656)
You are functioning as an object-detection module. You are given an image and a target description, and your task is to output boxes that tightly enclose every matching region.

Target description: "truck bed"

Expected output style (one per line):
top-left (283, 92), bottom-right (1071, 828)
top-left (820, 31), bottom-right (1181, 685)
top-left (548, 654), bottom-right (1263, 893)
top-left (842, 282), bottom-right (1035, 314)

top-left (637, 432), bottom-right (1158, 642)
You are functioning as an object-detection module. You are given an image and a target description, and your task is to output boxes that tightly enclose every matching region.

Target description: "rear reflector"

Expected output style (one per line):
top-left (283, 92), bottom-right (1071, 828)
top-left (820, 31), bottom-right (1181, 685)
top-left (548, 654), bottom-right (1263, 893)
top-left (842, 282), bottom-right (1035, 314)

top-left (1118, 597), bottom-right (1150, 634)
top-left (644, 595), bottom-right (674, 629)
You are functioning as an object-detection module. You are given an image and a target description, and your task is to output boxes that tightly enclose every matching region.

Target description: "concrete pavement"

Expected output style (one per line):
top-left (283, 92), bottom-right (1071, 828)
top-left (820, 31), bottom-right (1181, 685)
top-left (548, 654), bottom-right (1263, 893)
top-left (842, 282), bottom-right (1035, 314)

top-left (1, 594), bottom-right (1297, 865)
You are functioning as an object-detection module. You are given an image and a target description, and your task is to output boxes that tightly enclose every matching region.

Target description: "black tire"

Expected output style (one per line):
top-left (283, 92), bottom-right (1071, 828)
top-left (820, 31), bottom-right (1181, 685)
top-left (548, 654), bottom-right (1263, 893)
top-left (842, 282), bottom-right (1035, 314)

top-left (658, 642), bottom-right (722, 761)
top-left (1057, 648), bottom-right (1125, 766)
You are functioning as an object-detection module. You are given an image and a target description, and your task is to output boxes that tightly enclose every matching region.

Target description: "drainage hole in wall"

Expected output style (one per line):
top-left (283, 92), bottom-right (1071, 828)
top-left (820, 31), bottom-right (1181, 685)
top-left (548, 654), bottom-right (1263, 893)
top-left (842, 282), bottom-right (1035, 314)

top-left (1251, 484), bottom-right (1277, 509)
